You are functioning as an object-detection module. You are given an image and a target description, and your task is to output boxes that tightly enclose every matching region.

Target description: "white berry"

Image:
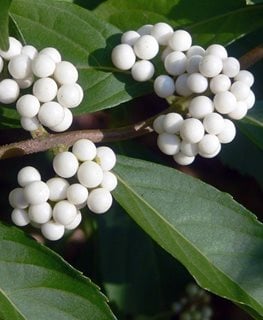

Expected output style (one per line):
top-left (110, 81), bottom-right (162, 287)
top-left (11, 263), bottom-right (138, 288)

top-left (222, 57), bottom-right (240, 78)
top-left (180, 118), bottom-right (205, 143)
top-left (16, 94), bottom-right (40, 118)
top-left (0, 56), bottom-right (3, 73)
top-left (0, 37), bottom-right (22, 60)
top-left (228, 101), bottom-right (247, 120)
top-left (234, 70), bottom-right (254, 87)
top-left (65, 211), bottom-right (82, 230)
top-left (46, 177), bottom-right (69, 201)
top-left (121, 30), bottom-right (140, 46)
top-left (187, 73), bottom-right (208, 93)
top-left (40, 47), bottom-right (62, 63)
top-left (66, 183), bottom-right (88, 205)
top-left (173, 152), bottom-right (195, 165)
top-left (0, 79), bottom-right (20, 104)
top-left (217, 119), bottom-right (236, 143)
top-left (154, 75), bottom-right (175, 98)
top-left (9, 187), bottom-right (28, 209)
top-left (57, 83), bottom-right (83, 108)
top-left (21, 45), bottom-right (38, 60)
top-left (131, 60), bottom-right (155, 82)
top-left (87, 187), bottom-right (113, 214)
top-left (203, 112), bottom-right (225, 135)
top-left (54, 61), bottom-right (78, 84)
top-left (186, 55), bottom-right (203, 74)
top-left (96, 146), bottom-right (116, 171)
top-left (205, 44), bottom-right (228, 59)
top-left (28, 202), bottom-right (52, 224)
top-left (151, 22), bottom-right (173, 45)
top-left (186, 45), bottom-right (205, 58)
top-left (50, 107), bottom-right (73, 132)
top-left (175, 73), bottom-right (192, 96)
top-left (230, 81), bottom-right (250, 101)
top-left (168, 30), bottom-right (192, 51)
top-left (33, 77), bottom-right (58, 103)
top-left (153, 114), bottom-right (165, 134)
top-left (16, 74), bottom-right (35, 89)
top-left (41, 220), bottom-right (65, 241)
top-left (53, 151), bottom-right (79, 178)
top-left (77, 160), bottom-right (104, 188)
top-left (11, 208), bottom-right (30, 226)
top-left (213, 91), bottom-right (237, 114)
top-left (72, 139), bottom-right (97, 161)
top-left (180, 141), bottom-right (198, 157)
top-left (198, 134), bottom-right (221, 157)
top-left (188, 96), bottom-right (214, 119)
top-left (17, 166), bottom-right (41, 187)
top-left (53, 200), bottom-right (77, 225)
top-left (100, 171), bottom-right (118, 191)
top-left (245, 90), bottom-right (255, 110)
top-left (137, 24), bottom-right (153, 36)
top-left (133, 35), bottom-right (159, 60)
top-left (164, 51), bottom-right (187, 76)
top-left (111, 44), bottom-right (136, 70)
top-left (23, 181), bottom-right (50, 205)
top-left (8, 54), bottom-right (32, 79)
top-left (20, 116), bottom-right (40, 131)
top-left (31, 53), bottom-right (56, 78)
top-left (157, 133), bottom-right (181, 155)
top-left (38, 101), bottom-right (65, 128)
top-left (163, 112), bottom-right (184, 134)
top-left (209, 74), bottom-right (231, 94)
top-left (199, 54), bottom-right (223, 77)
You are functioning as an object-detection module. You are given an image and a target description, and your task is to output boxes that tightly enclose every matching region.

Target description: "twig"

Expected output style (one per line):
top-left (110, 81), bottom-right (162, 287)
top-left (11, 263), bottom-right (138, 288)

top-left (0, 120), bottom-right (153, 159)
top-left (0, 45), bottom-right (262, 160)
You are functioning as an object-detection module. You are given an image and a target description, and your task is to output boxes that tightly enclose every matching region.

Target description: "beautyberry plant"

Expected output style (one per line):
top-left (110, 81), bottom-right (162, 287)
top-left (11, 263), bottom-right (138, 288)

top-left (0, 1), bottom-right (263, 320)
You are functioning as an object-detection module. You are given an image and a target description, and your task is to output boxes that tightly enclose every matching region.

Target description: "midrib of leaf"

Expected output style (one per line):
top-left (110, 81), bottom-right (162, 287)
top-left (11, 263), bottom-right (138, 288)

top-left (0, 288), bottom-right (26, 320)
top-left (243, 116), bottom-right (263, 128)
top-left (114, 173), bottom-right (263, 314)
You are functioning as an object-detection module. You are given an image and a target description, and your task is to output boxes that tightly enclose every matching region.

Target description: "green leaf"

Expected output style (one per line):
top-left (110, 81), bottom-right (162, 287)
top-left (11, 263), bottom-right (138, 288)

top-left (237, 101), bottom-right (263, 150)
top-left (0, 105), bottom-right (20, 129)
top-left (188, 4), bottom-right (263, 46)
top-left (113, 155), bottom-right (263, 319)
top-left (94, 0), bottom-right (245, 30)
top-left (96, 204), bottom-right (163, 315)
top-left (0, 222), bottom-right (116, 320)
top-left (0, 0), bottom-right (12, 50)
top-left (9, 0), bottom-right (151, 116)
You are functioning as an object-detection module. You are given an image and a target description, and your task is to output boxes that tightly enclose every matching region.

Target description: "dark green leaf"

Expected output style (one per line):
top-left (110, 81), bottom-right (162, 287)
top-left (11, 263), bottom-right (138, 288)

top-left (0, 0), bottom-right (12, 50)
top-left (9, 0), bottom-right (151, 116)
top-left (94, 0), bottom-right (245, 30)
top-left (0, 222), bottom-right (116, 320)
top-left (188, 4), bottom-right (263, 46)
top-left (237, 101), bottom-right (263, 150)
top-left (0, 105), bottom-right (20, 129)
top-left (113, 155), bottom-right (263, 319)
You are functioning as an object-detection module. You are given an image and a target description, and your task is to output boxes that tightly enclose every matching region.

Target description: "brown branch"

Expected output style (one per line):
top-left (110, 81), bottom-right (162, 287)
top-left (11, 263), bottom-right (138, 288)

top-left (0, 45), bottom-right (262, 160)
top-left (0, 120), bottom-right (153, 159)
top-left (239, 44), bottom-right (263, 69)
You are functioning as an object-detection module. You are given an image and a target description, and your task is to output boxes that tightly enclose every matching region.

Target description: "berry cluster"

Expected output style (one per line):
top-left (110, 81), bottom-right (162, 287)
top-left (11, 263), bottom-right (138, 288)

top-left (0, 37), bottom-right (83, 132)
top-left (172, 283), bottom-right (212, 320)
top-left (9, 139), bottom-right (117, 241)
top-left (111, 22), bottom-right (255, 165)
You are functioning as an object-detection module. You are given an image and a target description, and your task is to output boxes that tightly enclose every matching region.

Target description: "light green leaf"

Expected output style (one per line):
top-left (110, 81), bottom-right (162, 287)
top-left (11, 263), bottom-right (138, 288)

top-left (9, 0), bottom-right (151, 117)
top-left (113, 155), bottom-right (263, 319)
top-left (0, 104), bottom-right (20, 129)
top-left (0, 222), bottom-right (116, 320)
top-left (0, 0), bottom-right (12, 50)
